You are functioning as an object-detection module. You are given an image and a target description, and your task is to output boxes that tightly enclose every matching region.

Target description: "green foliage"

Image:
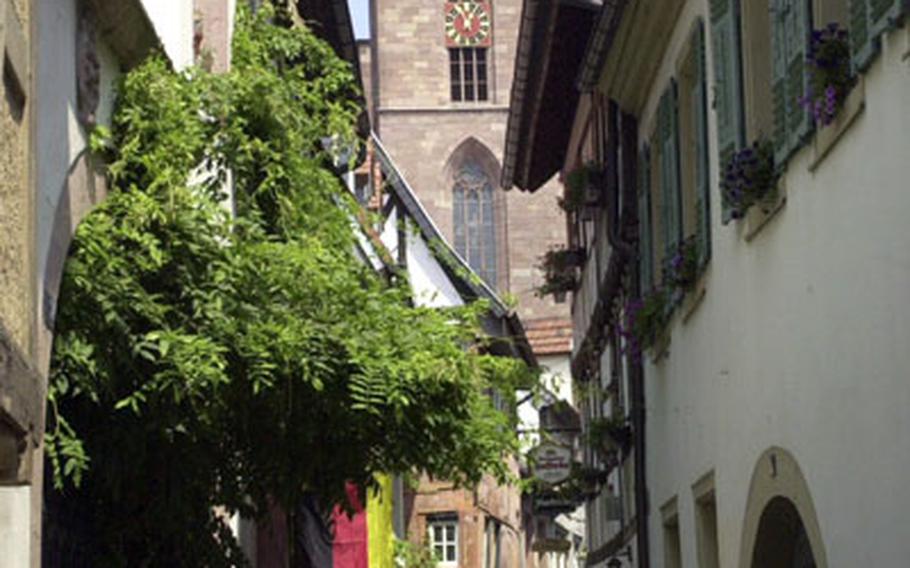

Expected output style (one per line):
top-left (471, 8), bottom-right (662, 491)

top-left (394, 538), bottom-right (439, 567)
top-left (586, 415), bottom-right (631, 455)
top-left (535, 247), bottom-right (583, 299)
top-left (622, 288), bottom-right (669, 355)
top-left (559, 162), bottom-right (601, 213)
top-left (45, 3), bottom-right (532, 564)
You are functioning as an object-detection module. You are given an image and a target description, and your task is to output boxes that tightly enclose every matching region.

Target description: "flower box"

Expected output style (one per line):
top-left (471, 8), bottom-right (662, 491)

top-left (721, 140), bottom-right (776, 220)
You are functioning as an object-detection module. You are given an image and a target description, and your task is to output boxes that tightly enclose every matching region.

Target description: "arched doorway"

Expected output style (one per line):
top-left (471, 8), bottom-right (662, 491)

top-left (739, 447), bottom-right (827, 568)
top-left (751, 496), bottom-right (817, 568)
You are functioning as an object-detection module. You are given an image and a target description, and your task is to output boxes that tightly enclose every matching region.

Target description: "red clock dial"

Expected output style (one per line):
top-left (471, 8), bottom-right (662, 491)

top-left (444, 2), bottom-right (493, 47)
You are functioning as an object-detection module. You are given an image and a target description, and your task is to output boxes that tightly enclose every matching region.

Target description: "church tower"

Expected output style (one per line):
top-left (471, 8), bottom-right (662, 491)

top-left (358, 1), bottom-right (577, 566)
top-left (363, 0), bottom-right (571, 364)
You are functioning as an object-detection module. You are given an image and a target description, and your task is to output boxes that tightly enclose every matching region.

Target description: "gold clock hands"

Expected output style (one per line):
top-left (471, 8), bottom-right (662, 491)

top-left (457, 3), bottom-right (477, 33)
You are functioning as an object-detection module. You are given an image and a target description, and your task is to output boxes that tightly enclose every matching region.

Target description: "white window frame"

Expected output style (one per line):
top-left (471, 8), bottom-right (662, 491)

top-left (428, 516), bottom-right (459, 566)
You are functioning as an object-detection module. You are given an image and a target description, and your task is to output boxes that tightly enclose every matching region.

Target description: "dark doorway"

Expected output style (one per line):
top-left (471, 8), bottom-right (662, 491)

top-left (751, 496), bottom-right (817, 568)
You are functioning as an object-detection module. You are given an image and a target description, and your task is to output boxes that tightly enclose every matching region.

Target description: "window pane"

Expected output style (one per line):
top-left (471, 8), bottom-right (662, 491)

top-left (446, 525), bottom-right (456, 541)
top-left (434, 525), bottom-right (443, 543)
top-left (478, 83), bottom-right (488, 101)
top-left (476, 48), bottom-right (486, 63)
top-left (449, 49), bottom-right (462, 102)
top-left (447, 545), bottom-right (457, 561)
top-left (467, 189), bottom-right (479, 229)
top-left (453, 187), bottom-right (466, 255)
top-left (463, 48), bottom-right (475, 101)
top-left (481, 184), bottom-right (496, 285)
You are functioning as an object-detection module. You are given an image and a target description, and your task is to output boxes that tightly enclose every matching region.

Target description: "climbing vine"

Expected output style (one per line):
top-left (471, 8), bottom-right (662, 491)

top-left (46, 4), bottom-right (533, 565)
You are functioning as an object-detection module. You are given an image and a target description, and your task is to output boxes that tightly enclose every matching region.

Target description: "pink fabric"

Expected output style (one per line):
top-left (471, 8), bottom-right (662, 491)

top-left (332, 484), bottom-right (368, 568)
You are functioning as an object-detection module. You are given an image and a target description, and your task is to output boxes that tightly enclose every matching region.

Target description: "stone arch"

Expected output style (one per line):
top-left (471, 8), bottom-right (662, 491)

top-left (442, 137), bottom-right (508, 291)
top-left (739, 447), bottom-right (827, 568)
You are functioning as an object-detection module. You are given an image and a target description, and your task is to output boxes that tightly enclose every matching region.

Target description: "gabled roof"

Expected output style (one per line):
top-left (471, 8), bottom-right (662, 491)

top-left (371, 136), bottom-right (537, 367)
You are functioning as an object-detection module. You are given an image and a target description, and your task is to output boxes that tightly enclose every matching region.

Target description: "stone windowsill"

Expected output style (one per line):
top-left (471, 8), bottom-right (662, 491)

top-left (743, 176), bottom-right (787, 242)
top-left (647, 269), bottom-right (707, 364)
top-left (681, 272), bottom-right (708, 324)
top-left (648, 326), bottom-right (671, 364)
top-left (809, 76), bottom-right (866, 173)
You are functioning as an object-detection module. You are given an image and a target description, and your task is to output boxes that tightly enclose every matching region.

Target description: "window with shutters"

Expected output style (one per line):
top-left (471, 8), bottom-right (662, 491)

top-left (449, 47), bottom-right (489, 102)
top-left (676, 20), bottom-right (712, 270)
top-left (638, 146), bottom-right (654, 293)
top-left (638, 82), bottom-right (682, 296)
top-left (710, 0), bottom-right (751, 224)
top-left (656, 84), bottom-right (683, 287)
top-left (849, 0), bottom-right (907, 71)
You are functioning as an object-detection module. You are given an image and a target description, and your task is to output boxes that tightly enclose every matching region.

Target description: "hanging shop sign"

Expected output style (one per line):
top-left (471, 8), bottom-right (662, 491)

top-left (533, 442), bottom-right (572, 485)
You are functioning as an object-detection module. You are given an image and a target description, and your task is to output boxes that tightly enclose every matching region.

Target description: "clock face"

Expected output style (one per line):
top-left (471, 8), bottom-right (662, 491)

top-left (444, 2), bottom-right (493, 47)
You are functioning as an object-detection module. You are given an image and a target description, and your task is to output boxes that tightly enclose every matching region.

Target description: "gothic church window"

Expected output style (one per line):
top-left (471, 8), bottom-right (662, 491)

top-left (453, 163), bottom-right (497, 287)
top-left (449, 48), bottom-right (488, 102)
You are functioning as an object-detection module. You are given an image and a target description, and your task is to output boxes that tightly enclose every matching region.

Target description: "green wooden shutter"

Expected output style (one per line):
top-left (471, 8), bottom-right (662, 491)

top-left (693, 20), bottom-right (712, 268)
top-left (850, 0), bottom-right (878, 71)
top-left (709, 0), bottom-right (745, 224)
top-left (870, 0), bottom-right (909, 40)
top-left (772, 0), bottom-right (813, 167)
top-left (659, 83), bottom-right (682, 272)
top-left (638, 147), bottom-right (653, 293)
top-left (787, 0), bottom-right (813, 153)
top-left (852, 0), bottom-right (908, 72)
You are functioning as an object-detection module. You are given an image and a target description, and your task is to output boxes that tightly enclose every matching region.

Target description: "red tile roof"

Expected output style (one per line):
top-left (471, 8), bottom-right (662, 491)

top-left (524, 318), bottom-right (573, 355)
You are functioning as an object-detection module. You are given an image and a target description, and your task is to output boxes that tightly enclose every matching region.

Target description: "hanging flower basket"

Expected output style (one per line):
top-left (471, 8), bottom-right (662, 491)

top-left (720, 140), bottom-right (776, 220)
top-left (800, 23), bottom-right (854, 128)
top-left (560, 163), bottom-right (604, 220)
top-left (535, 246), bottom-right (585, 301)
top-left (587, 415), bottom-right (632, 457)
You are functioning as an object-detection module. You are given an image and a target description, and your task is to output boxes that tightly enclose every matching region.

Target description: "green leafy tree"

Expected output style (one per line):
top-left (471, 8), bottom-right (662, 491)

top-left (45, 4), bottom-right (533, 565)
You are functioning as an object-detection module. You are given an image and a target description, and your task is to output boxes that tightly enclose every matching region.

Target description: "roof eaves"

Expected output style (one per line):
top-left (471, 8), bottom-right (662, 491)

top-left (576, 0), bottom-right (628, 92)
top-left (502, 0), bottom-right (553, 190)
top-left (502, 0), bottom-right (601, 192)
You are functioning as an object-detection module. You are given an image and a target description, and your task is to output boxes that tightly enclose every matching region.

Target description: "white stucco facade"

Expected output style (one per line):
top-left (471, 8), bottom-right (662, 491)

top-left (642, 17), bottom-right (910, 567)
top-left (140, 0), bottom-right (195, 69)
top-left (553, 1), bottom-right (910, 565)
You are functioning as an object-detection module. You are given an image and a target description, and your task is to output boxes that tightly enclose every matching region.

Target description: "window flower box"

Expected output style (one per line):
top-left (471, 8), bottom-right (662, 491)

top-left (800, 24), bottom-right (854, 128)
top-left (666, 236), bottom-right (699, 291)
top-left (721, 140), bottom-right (776, 220)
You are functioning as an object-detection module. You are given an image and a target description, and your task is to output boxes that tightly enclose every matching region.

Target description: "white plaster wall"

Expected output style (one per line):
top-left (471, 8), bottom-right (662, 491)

top-left (0, 487), bottom-right (30, 568)
top-left (405, 225), bottom-right (465, 308)
top-left (35, 0), bottom-right (121, 355)
top-left (637, 5), bottom-right (910, 566)
top-left (141, 0), bottom-right (195, 70)
top-left (539, 354), bottom-right (573, 406)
